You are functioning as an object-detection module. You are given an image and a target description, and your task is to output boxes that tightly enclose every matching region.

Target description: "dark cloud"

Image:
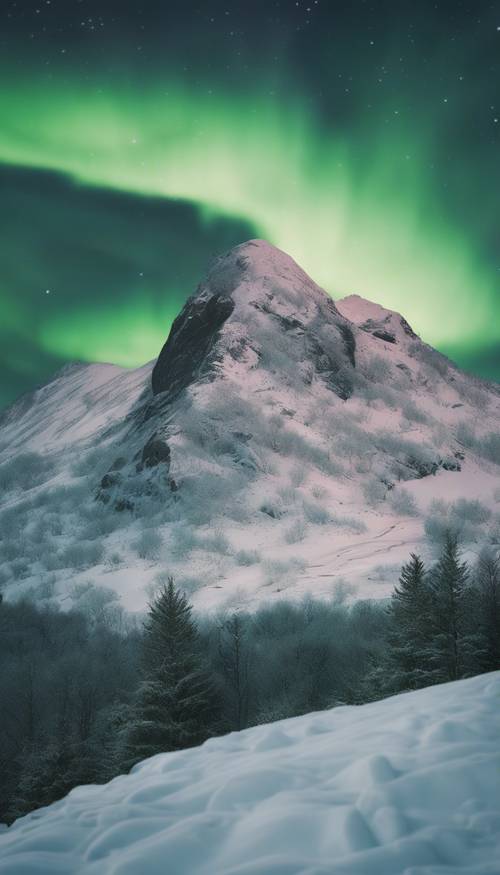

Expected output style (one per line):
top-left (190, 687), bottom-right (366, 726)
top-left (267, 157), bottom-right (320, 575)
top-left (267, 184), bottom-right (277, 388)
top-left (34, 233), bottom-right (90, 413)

top-left (0, 165), bottom-right (257, 406)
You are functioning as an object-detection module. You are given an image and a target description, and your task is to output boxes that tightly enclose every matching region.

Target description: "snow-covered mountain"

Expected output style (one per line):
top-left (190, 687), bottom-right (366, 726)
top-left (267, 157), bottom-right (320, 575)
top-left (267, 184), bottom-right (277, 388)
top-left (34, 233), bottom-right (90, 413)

top-left (1, 239), bottom-right (499, 612)
top-left (1, 671), bottom-right (499, 873)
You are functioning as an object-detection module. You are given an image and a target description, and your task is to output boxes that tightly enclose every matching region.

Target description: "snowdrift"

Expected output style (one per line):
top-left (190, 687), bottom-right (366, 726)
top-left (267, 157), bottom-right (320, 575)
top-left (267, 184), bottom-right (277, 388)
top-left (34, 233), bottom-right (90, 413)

top-left (1, 672), bottom-right (499, 874)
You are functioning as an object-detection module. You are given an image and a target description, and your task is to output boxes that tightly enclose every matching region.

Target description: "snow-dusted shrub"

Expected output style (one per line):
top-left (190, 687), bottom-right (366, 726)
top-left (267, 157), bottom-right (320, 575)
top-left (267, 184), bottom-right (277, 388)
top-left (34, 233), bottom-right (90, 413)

top-left (401, 399), bottom-right (428, 424)
top-left (482, 432), bottom-right (500, 465)
top-left (362, 477), bottom-right (387, 506)
top-left (0, 452), bottom-right (55, 493)
top-left (290, 465), bottom-right (306, 487)
top-left (8, 557), bottom-right (31, 580)
top-left (375, 432), bottom-right (438, 479)
top-left (424, 498), bottom-right (490, 545)
top-left (179, 469), bottom-right (246, 525)
top-left (59, 540), bottom-right (105, 570)
top-left (451, 498), bottom-right (491, 526)
top-left (170, 524), bottom-right (200, 558)
top-left (235, 549), bottom-right (260, 566)
top-left (262, 557), bottom-right (306, 588)
top-left (311, 484), bottom-right (328, 500)
top-left (456, 423), bottom-right (500, 466)
top-left (80, 505), bottom-right (121, 540)
top-left (33, 574), bottom-right (56, 601)
top-left (456, 420), bottom-right (476, 448)
top-left (330, 514), bottom-right (367, 533)
top-left (333, 433), bottom-right (371, 465)
top-left (71, 446), bottom-right (117, 478)
top-left (176, 575), bottom-right (204, 596)
top-left (410, 342), bottom-right (449, 376)
top-left (302, 499), bottom-right (330, 525)
top-left (132, 528), bottom-right (163, 560)
top-left (70, 582), bottom-right (123, 630)
top-left (259, 499), bottom-right (286, 519)
top-left (284, 519), bottom-right (307, 544)
top-left (389, 488), bottom-right (419, 517)
top-left (424, 512), bottom-right (453, 545)
top-left (277, 485), bottom-right (299, 507)
top-left (457, 381), bottom-right (490, 410)
top-left (0, 536), bottom-right (25, 563)
top-left (363, 355), bottom-right (392, 384)
top-left (200, 528), bottom-right (231, 555)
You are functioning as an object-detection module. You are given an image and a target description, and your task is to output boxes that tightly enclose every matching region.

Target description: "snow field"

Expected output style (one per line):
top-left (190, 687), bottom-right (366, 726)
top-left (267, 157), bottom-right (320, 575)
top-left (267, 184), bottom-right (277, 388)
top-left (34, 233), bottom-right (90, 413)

top-left (0, 672), bottom-right (499, 874)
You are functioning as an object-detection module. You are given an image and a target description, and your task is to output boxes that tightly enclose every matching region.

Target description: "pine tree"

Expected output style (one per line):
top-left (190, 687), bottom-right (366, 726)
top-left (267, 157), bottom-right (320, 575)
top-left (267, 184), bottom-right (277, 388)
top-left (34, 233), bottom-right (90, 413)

top-left (475, 548), bottom-right (500, 672)
top-left (123, 579), bottom-right (222, 769)
top-left (381, 553), bottom-right (437, 693)
top-left (428, 533), bottom-right (479, 681)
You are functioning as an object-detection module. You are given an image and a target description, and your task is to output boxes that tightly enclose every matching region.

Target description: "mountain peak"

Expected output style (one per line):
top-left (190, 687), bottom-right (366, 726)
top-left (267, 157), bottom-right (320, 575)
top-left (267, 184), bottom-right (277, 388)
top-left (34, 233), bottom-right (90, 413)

top-left (336, 293), bottom-right (418, 344)
top-left (152, 239), bottom-right (347, 399)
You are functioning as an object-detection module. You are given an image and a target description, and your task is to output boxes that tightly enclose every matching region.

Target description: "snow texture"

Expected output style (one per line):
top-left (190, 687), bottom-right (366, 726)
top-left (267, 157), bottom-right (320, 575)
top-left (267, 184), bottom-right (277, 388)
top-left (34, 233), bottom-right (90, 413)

top-left (0, 672), bottom-right (499, 874)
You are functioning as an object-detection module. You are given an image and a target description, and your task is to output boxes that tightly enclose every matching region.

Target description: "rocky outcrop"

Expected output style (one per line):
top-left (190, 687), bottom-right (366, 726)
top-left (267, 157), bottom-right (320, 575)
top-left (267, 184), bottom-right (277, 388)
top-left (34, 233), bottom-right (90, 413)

top-left (152, 293), bottom-right (235, 399)
top-left (141, 436), bottom-right (171, 469)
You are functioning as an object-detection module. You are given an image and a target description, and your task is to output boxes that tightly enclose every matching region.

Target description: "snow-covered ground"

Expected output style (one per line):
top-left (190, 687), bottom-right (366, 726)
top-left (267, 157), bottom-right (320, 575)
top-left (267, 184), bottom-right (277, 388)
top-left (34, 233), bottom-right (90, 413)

top-left (1, 672), bottom-right (499, 874)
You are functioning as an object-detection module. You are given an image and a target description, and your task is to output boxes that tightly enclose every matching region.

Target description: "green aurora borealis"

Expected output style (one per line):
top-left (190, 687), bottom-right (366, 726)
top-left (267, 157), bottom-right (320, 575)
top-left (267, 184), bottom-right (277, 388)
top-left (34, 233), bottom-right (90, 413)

top-left (1, 1), bottom-right (499, 405)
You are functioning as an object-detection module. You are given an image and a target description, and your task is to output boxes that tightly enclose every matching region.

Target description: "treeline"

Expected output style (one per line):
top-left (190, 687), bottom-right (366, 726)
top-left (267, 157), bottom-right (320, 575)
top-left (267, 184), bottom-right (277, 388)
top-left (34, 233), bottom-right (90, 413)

top-left (367, 536), bottom-right (500, 697)
top-left (1, 536), bottom-right (498, 824)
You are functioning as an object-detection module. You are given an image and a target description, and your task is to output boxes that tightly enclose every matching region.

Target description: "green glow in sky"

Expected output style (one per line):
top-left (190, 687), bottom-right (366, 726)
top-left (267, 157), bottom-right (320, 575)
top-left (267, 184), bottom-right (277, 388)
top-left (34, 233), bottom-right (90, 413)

top-left (0, 81), bottom-right (498, 368)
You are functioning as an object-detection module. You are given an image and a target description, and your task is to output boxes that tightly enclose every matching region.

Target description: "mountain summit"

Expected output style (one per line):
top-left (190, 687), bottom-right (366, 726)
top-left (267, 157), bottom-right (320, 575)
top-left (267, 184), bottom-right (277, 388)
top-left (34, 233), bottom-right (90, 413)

top-left (0, 240), bottom-right (498, 611)
top-left (152, 239), bottom-right (356, 402)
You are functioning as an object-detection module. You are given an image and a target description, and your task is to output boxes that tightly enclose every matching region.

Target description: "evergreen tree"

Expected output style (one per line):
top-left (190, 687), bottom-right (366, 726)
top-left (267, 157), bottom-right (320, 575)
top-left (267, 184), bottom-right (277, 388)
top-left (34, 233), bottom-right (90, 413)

top-left (123, 579), bottom-right (222, 769)
top-left (379, 553), bottom-right (437, 694)
top-left (474, 548), bottom-right (500, 672)
top-left (427, 533), bottom-right (479, 681)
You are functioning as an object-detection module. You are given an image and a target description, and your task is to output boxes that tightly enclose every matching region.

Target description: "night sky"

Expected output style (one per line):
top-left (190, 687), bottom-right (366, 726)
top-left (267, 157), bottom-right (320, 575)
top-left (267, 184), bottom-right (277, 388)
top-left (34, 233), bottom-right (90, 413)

top-left (1, 0), bottom-right (499, 407)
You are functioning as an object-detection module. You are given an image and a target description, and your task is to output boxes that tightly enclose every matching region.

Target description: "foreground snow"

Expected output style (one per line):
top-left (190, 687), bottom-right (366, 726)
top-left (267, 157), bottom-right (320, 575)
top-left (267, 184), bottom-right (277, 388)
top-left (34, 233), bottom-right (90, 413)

top-left (1, 673), bottom-right (499, 874)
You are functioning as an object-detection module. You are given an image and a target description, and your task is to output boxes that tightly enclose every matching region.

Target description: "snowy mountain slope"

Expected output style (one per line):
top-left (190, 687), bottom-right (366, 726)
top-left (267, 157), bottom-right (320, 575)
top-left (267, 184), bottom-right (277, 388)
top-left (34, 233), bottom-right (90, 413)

top-left (1, 671), bottom-right (499, 874)
top-left (0, 239), bottom-right (499, 612)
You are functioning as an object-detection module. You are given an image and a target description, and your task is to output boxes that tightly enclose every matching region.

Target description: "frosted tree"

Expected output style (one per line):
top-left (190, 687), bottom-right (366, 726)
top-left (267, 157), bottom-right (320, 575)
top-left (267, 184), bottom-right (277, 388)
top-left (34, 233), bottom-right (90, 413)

top-left (427, 533), bottom-right (479, 681)
top-left (218, 613), bottom-right (250, 730)
top-left (372, 553), bottom-right (437, 695)
top-left (474, 548), bottom-right (500, 672)
top-left (123, 579), bottom-right (222, 768)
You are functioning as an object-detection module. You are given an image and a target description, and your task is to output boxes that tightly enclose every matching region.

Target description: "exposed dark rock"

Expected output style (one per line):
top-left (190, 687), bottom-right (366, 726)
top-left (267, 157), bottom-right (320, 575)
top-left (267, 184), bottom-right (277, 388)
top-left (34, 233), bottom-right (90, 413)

top-left (100, 472), bottom-right (122, 490)
top-left (372, 330), bottom-right (396, 344)
top-left (142, 436), bottom-right (171, 469)
top-left (114, 498), bottom-right (134, 512)
top-left (260, 503), bottom-right (283, 519)
top-left (396, 363), bottom-right (412, 377)
top-left (338, 324), bottom-right (356, 367)
top-left (452, 403), bottom-right (464, 409)
top-left (405, 455), bottom-right (439, 478)
top-left (400, 316), bottom-right (417, 338)
top-left (441, 459), bottom-right (461, 472)
top-left (281, 408), bottom-right (295, 418)
top-left (306, 335), bottom-right (353, 400)
top-left (169, 478), bottom-right (179, 492)
top-left (152, 292), bottom-right (235, 398)
top-left (454, 451), bottom-right (465, 460)
top-left (275, 314), bottom-right (305, 332)
top-left (327, 370), bottom-right (354, 401)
